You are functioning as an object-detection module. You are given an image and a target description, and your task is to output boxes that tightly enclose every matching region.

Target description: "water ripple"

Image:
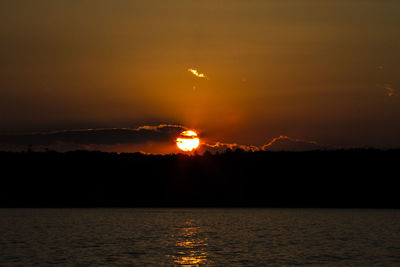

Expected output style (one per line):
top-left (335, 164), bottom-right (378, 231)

top-left (1, 209), bottom-right (400, 265)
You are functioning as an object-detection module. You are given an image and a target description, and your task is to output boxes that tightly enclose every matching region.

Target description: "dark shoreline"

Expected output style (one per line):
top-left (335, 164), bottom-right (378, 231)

top-left (1, 149), bottom-right (398, 208)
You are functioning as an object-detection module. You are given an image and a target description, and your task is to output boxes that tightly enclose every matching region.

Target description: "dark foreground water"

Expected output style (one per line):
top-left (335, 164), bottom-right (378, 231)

top-left (1, 209), bottom-right (400, 266)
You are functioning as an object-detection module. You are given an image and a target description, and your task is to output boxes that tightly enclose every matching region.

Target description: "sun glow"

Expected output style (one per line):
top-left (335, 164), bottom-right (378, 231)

top-left (176, 130), bottom-right (200, 152)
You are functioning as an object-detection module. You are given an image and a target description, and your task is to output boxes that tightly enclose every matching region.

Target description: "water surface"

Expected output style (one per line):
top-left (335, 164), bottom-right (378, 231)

top-left (1, 209), bottom-right (400, 265)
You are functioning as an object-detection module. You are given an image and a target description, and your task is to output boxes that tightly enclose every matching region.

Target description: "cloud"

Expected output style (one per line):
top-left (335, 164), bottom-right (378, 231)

top-left (0, 124), bottom-right (332, 154)
top-left (198, 136), bottom-right (330, 154)
top-left (0, 124), bottom-right (187, 150)
top-left (380, 83), bottom-right (398, 97)
top-left (199, 142), bottom-right (261, 154)
top-left (188, 68), bottom-right (207, 79)
top-left (262, 135), bottom-right (330, 151)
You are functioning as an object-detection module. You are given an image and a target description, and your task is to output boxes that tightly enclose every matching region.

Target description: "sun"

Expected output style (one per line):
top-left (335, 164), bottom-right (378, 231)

top-left (176, 130), bottom-right (200, 152)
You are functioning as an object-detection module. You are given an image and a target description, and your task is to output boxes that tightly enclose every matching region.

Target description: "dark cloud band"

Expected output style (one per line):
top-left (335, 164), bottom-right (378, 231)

top-left (0, 124), bottom-right (187, 146)
top-left (0, 124), bottom-right (332, 153)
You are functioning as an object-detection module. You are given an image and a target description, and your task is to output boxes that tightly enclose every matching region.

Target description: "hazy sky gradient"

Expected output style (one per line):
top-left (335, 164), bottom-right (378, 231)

top-left (1, 0), bottom-right (399, 150)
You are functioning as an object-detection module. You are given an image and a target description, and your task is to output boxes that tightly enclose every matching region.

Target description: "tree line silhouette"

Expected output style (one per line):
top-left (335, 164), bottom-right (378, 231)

top-left (0, 149), bottom-right (398, 208)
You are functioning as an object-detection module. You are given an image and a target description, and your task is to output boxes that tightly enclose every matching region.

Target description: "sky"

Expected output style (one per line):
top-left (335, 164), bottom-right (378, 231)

top-left (0, 0), bottom-right (399, 153)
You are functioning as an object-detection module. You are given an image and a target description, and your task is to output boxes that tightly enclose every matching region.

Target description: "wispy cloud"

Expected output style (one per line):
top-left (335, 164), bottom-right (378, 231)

top-left (199, 136), bottom-right (330, 154)
top-left (262, 135), bottom-right (328, 151)
top-left (199, 142), bottom-right (261, 154)
top-left (377, 83), bottom-right (398, 97)
top-left (380, 83), bottom-right (398, 97)
top-left (376, 67), bottom-right (398, 97)
top-left (200, 136), bottom-right (331, 153)
top-left (188, 68), bottom-right (207, 79)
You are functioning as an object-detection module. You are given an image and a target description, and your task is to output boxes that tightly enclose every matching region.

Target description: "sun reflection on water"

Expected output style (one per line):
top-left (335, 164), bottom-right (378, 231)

top-left (169, 221), bottom-right (209, 266)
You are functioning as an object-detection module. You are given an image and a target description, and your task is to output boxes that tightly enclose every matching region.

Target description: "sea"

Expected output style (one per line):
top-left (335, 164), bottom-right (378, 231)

top-left (1, 208), bottom-right (400, 266)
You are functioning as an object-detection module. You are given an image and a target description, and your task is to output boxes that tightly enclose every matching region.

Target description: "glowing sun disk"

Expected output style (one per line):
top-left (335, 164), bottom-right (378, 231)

top-left (177, 130), bottom-right (200, 152)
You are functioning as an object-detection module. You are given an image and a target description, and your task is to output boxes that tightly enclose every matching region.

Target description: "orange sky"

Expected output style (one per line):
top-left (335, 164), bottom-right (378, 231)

top-left (1, 0), bottom-right (400, 152)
